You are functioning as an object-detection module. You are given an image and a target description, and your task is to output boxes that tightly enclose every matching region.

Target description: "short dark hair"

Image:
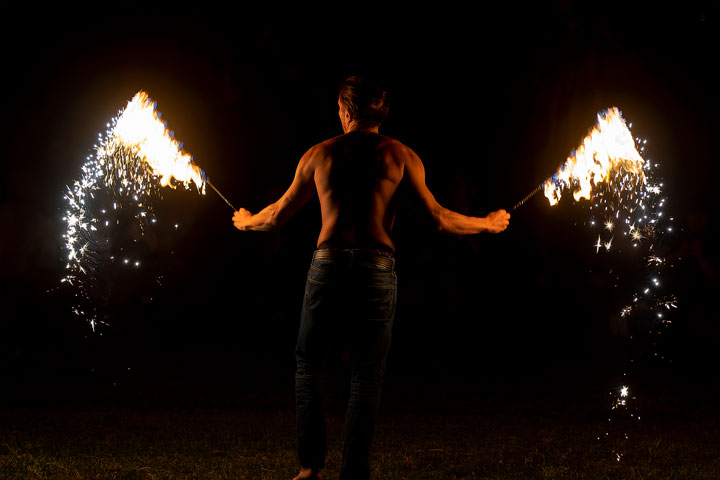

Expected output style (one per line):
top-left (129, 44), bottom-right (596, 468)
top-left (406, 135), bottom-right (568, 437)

top-left (339, 76), bottom-right (389, 127)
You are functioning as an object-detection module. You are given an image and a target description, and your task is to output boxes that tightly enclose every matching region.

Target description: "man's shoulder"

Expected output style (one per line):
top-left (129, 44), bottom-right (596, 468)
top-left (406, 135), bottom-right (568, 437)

top-left (378, 135), bottom-right (410, 151)
top-left (304, 134), bottom-right (344, 156)
top-left (375, 135), bottom-right (417, 162)
top-left (307, 133), bottom-right (414, 160)
top-left (299, 137), bottom-right (336, 164)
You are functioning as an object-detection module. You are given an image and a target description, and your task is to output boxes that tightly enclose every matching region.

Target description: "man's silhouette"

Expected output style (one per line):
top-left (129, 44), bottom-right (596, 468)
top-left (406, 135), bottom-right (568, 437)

top-left (233, 76), bottom-right (510, 480)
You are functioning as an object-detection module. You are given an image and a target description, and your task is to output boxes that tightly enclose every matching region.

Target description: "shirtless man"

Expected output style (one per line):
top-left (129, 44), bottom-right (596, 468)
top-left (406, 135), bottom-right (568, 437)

top-left (233, 76), bottom-right (510, 480)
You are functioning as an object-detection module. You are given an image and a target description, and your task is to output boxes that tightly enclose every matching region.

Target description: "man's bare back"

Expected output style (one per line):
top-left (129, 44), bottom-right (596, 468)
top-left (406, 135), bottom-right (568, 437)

top-left (311, 131), bottom-right (404, 251)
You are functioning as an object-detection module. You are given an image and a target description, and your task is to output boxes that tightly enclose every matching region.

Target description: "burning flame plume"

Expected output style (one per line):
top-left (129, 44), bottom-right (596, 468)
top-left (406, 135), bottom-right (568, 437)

top-left (539, 107), bottom-right (675, 330)
top-left (112, 92), bottom-right (205, 191)
top-left (543, 108), bottom-right (645, 206)
top-left (61, 91), bottom-right (206, 330)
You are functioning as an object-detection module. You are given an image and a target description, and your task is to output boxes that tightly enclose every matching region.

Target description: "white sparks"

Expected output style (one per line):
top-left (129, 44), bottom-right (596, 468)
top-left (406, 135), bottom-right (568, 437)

top-left (61, 91), bottom-right (209, 328)
top-left (604, 236), bottom-right (613, 252)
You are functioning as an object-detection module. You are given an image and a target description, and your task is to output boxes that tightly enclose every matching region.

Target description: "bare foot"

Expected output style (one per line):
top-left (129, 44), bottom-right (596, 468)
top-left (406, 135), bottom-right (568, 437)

top-left (292, 467), bottom-right (322, 480)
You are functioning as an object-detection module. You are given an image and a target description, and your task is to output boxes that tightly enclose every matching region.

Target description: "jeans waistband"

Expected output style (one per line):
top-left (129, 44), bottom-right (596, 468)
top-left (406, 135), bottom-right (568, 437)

top-left (313, 248), bottom-right (395, 272)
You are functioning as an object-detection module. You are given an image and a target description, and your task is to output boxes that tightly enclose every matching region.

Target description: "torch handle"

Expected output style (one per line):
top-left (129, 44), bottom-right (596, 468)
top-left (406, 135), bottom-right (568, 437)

top-left (509, 183), bottom-right (544, 212)
top-left (206, 180), bottom-right (238, 211)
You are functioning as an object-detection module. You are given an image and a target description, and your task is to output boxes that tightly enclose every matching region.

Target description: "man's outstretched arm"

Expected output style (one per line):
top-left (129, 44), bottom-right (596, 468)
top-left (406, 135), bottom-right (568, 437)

top-left (232, 146), bottom-right (318, 231)
top-left (401, 145), bottom-right (510, 234)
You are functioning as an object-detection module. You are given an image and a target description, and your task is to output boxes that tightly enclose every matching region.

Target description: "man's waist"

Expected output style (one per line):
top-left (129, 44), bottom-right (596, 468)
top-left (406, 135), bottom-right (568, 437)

top-left (317, 240), bottom-right (394, 254)
top-left (312, 248), bottom-right (395, 271)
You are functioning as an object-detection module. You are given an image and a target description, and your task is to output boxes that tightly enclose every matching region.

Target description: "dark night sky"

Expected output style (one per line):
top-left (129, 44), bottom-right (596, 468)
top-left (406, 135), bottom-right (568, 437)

top-left (1, 4), bottom-right (718, 403)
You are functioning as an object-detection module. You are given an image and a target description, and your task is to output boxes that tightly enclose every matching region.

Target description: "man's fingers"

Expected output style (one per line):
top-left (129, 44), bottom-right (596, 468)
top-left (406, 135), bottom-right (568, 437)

top-left (232, 207), bottom-right (254, 231)
top-left (233, 208), bottom-right (252, 220)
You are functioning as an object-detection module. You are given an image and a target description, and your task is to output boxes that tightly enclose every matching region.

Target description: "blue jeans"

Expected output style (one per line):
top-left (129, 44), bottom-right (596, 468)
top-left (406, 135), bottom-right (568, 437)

top-left (295, 248), bottom-right (397, 480)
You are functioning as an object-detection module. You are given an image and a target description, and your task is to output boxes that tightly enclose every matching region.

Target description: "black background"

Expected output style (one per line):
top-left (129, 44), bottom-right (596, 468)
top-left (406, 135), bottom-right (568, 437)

top-left (1, 3), bottom-right (718, 406)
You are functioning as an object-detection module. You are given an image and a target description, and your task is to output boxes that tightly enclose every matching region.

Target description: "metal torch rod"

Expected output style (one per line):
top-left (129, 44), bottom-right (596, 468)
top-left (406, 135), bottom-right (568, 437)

top-left (509, 183), bottom-right (544, 212)
top-left (206, 180), bottom-right (237, 211)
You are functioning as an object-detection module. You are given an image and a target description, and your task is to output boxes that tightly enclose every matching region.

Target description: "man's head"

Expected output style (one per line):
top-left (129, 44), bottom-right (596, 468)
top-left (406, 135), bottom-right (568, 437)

top-left (338, 76), bottom-right (389, 133)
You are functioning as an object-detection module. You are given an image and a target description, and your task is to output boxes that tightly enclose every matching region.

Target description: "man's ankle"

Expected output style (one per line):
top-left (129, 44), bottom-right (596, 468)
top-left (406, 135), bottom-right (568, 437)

top-left (293, 467), bottom-right (322, 479)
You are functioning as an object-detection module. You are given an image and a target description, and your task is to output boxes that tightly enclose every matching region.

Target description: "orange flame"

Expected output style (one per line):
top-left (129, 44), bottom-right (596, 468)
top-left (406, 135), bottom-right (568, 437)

top-left (113, 91), bottom-right (205, 192)
top-left (543, 108), bottom-right (645, 206)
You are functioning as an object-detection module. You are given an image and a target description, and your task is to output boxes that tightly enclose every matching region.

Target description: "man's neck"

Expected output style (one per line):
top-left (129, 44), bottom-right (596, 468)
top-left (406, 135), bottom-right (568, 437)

top-left (345, 122), bottom-right (379, 134)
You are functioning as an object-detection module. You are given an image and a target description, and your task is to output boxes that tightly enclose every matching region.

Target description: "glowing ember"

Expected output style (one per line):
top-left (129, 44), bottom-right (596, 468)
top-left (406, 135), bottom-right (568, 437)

top-left (543, 108), bottom-right (645, 206)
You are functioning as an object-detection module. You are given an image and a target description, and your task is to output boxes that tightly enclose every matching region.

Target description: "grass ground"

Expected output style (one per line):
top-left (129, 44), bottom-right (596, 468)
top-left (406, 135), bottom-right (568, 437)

top-left (2, 373), bottom-right (719, 480)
